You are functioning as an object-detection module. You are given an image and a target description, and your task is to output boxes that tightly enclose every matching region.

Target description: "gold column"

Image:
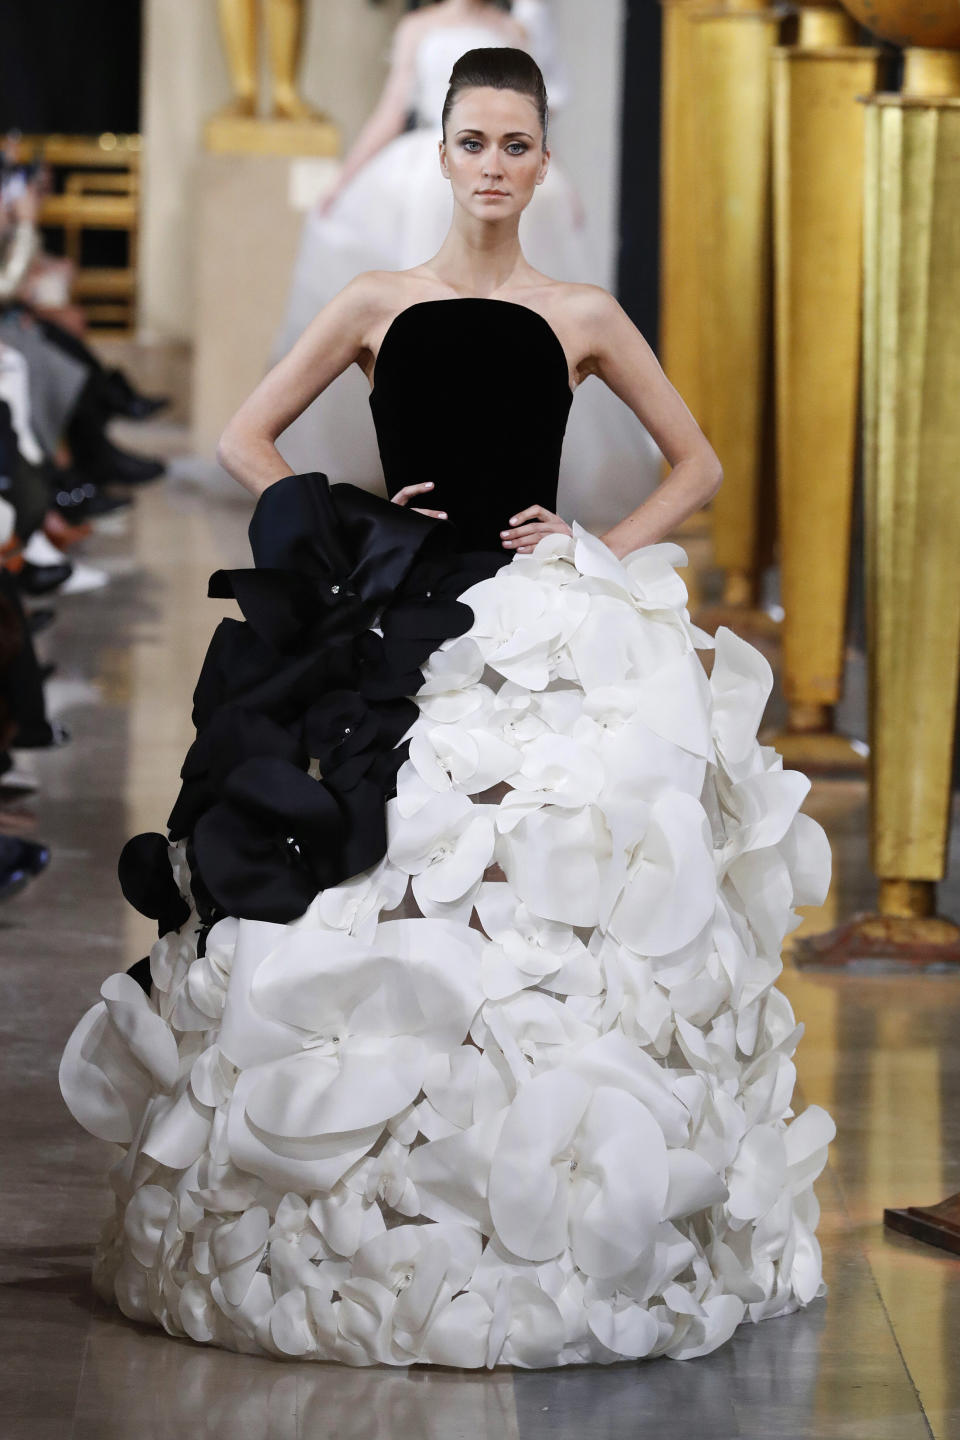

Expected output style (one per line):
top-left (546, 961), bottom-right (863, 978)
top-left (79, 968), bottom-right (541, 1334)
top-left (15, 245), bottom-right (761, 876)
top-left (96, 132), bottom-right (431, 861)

top-left (796, 43), bottom-right (960, 970)
top-left (688, 0), bottom-right (782, 626)
top-left (659, 1), bottom-right (711, 608)
top-left (866, 52), bottom-right (960, 944)
top-left (660, 0), bottom-right (707, 434)
top-left (767, 5), bottom-right (879, 771)
top-left (831, 0), bottom-right (960, 1270)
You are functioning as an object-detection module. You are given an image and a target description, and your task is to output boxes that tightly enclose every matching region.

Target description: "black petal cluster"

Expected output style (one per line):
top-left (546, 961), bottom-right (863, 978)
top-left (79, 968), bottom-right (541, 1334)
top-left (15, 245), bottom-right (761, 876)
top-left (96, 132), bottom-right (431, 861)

top-left (118, 474), bottom-right (505, 930)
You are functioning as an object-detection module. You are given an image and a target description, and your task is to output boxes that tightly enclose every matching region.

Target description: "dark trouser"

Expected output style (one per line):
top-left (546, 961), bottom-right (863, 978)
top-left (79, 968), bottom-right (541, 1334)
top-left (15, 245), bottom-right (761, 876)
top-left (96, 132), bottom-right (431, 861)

top-left (0, 400), bottom-right (50, 544)
top-left (0, 569), bottom-right (53, 750)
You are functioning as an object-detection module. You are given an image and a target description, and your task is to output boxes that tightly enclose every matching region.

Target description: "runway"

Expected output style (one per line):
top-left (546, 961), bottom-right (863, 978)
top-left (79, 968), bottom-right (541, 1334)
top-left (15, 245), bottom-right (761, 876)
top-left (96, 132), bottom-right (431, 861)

top-left (3, 454), bottom-right (960, 1439)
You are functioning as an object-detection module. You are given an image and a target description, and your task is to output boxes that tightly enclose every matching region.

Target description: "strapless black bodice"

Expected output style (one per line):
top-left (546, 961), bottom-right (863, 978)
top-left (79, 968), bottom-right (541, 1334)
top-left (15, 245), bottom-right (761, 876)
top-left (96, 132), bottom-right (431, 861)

top-left (370, 299), bottom-right (573, 552)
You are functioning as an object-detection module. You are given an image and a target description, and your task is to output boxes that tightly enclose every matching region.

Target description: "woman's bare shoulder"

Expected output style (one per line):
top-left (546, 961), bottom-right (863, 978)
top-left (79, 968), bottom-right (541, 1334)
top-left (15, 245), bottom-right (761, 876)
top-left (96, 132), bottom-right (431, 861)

top-left (334, 269), bottom-right (435, 326)
top-left (526, 278), bottom-right (626, 337)
top-left (556, 281), bottom-right (625, 324)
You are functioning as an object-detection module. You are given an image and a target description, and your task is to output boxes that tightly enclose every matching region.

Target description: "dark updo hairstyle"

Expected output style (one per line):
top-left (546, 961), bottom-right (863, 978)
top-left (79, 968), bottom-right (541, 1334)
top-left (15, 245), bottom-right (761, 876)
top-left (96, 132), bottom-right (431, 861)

top-left (441, 47), bottom-right (549, 148)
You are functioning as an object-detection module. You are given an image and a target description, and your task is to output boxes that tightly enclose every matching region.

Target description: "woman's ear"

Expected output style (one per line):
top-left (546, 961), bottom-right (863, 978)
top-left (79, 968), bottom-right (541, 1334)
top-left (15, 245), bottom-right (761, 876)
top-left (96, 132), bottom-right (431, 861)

top-left (537, 145), bottom-right (551, 187)
top-left (438, 138), bottom-right (450, 178)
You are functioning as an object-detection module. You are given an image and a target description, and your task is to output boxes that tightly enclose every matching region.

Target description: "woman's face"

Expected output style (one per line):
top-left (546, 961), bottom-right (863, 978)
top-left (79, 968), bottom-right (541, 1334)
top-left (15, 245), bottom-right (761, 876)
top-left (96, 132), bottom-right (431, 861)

top-left (440, 87), bottom-right (549, 223)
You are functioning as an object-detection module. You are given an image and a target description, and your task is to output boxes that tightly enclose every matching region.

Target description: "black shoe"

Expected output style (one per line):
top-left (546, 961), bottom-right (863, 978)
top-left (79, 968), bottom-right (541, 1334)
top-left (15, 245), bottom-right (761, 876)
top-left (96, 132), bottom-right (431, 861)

top-left (16, 560), bottom-right (74, 597)
top-left (103, 369), bottom-right (170, 422)
top-left (85, 486), bottom-right (132, 516)
top-left (13, 719), bottom-right (70, 749)
top-left (26, 607), bottom-right (56, 635)
top-left (54, 478), bottom-right (132, 521)
top-left (93, 444), bottom-right (166, 486)
top-left (0, 836), bottom-right (51, 902)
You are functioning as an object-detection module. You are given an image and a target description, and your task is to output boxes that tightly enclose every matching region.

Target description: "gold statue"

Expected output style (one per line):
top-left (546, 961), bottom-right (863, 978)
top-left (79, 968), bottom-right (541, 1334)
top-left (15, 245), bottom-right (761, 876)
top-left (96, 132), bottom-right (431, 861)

top-left (206, 0), bottom-right (339, 155)
top-left (215, 0), bottom-right (320, 122)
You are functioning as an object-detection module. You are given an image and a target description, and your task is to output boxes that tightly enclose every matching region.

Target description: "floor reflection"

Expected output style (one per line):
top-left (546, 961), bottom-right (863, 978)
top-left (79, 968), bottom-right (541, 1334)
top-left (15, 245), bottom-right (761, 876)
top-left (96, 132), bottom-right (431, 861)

top-left (71, 1286), bottom-right (932, 1440)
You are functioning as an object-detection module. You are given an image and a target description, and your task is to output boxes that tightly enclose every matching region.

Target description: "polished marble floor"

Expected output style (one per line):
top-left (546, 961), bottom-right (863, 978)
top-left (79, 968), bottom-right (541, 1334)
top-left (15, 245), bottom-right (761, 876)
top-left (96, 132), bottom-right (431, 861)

top-left (3, 450), bottom-right (960, 1439)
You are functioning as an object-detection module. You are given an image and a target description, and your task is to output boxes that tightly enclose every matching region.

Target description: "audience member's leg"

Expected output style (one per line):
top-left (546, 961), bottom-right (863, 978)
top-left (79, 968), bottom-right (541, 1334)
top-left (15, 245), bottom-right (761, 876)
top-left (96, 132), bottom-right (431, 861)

top-left (0, 569), bottom-right (57, 748)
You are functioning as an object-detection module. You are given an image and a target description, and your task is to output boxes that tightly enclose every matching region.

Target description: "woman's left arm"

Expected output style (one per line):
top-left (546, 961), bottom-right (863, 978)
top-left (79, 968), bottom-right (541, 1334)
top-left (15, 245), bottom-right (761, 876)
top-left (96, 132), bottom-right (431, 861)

top-left (502, 288), bottom-right (722, 560)
top-left (587, 288), bottom-right (722, 557)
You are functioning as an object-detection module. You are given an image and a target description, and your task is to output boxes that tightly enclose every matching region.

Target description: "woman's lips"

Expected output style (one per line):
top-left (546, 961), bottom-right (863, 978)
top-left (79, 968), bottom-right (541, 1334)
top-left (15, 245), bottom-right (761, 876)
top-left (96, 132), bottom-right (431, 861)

top-left (477, 190), bottom-right (508, 197)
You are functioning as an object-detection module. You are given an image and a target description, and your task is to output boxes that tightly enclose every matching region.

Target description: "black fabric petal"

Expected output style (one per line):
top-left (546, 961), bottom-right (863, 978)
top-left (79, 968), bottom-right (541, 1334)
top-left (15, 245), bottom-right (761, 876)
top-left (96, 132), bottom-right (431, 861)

top-left (380, 597), bottom-right (477, 676)
top-left (126, 956), bottom-right (153, 995)
top-left (208, 568), bottom-right (333, 652)
top-left (118, 832), bottom-right (191, 936)
top-left (168, 706), bottom-right (306, 839)
top-left (302, 689), bottom-right (379, 770)
top-left (193, 800), bottom-right (322, 924)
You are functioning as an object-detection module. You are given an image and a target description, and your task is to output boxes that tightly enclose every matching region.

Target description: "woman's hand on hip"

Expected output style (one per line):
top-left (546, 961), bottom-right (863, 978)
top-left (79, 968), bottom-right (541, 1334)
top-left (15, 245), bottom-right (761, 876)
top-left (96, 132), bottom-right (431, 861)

top-left (391, 481), bottom-right (447, 520)
top-left (501, 504), bottom-right (573, 555)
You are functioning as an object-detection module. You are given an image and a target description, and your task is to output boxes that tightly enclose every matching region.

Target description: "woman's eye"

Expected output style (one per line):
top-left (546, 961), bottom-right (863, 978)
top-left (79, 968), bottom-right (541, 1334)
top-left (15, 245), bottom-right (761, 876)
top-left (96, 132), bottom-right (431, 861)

top-left (461, 140), bottom-right (482, 152)
top-left (506, 143), bottom-right (528, 155)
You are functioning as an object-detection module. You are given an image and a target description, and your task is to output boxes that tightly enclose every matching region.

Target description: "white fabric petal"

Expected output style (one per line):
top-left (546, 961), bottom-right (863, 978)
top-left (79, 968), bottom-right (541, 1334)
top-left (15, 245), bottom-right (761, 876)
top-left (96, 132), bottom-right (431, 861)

top-left (780, 811), bottom-right (832, 908)
top-left (710, 627), bottom-right (773, 768)
top-left (141, 1086), bottom-right (213, 1169)
top-left (210, 1207), bottom-right (269, 1307)
top-left (498, 805), bottom-right (609, 927)
top-left (567, 1087), bottom-right (669, 1277)
top-left (123, 1184), bottom-right (175, 1267)
top-left (727, 1126), bottom-right (788, 1222)
top-left (407, 1110), bottom-right (507, 1232)
top-left (587, 1298), bottom-right (659, 1359)
top-left (666, 1293), bottom-right (746, 1360)
top-left (663, 1149), bottom-right (729, 1221)
top-left (607, 793), bottom-right (716, 956)
top-left (59, 974), bottom-right (180, 1143)
top-left (784, 1105), bottom-right (836, 1193)
top-left (497, 1278), bottom-right (566, 1368)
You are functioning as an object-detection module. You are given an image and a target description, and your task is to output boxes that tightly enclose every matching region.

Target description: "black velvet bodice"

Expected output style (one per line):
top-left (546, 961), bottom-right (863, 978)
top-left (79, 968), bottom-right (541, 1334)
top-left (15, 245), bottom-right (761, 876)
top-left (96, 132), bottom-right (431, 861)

top-left (370, 299), bottom-right (573, 552)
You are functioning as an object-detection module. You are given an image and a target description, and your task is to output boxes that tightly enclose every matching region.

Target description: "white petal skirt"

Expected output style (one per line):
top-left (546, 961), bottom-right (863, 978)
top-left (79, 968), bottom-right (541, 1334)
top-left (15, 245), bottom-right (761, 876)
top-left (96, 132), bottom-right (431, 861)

top-left (61, 527), bottom-right (834, 1368)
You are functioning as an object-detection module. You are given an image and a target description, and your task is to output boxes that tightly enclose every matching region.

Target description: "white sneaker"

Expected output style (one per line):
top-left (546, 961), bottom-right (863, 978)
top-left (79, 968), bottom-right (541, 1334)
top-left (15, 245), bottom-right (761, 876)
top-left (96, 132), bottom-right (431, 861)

top-left (22, 531), bottom-right (67, 566)
top-left (0, 764), bottom-right (38, 795)
top-left (59, 562), bottom-right (109, 595)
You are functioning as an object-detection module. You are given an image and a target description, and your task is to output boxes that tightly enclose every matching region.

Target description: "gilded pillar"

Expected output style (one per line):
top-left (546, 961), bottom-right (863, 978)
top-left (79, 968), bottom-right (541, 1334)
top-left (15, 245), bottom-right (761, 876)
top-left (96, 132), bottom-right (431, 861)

top-left (768, 6), bottom-right (879, 771)
top-left (791, 2), bottom-right (960, 1250)
top-left (687, 0), bottom-right (781, 618)
top-left (660, 0), bottom-right (706, 432)
top-left (796, 8), bottom-right (960, 977)
top-left (864, 57), bottom-right (960, 942)
top-left (659, 1), bottom-right (711, 608)
top-left (839, 2), bottom-right (960, 1256)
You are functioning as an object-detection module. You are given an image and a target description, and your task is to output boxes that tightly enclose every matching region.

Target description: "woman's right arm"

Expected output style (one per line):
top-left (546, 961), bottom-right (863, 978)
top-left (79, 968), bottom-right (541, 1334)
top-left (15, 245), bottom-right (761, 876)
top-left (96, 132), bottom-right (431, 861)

top-left (316, 16), bottom-right (420, 215)
top-left (217, 276), bottom-right (382, 497)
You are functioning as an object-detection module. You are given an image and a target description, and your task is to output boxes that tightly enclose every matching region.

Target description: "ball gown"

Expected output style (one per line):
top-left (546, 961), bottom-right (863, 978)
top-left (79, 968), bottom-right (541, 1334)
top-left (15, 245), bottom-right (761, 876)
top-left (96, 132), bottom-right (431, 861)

top-left (61, 298), bottom-right (834, 1368)
top-left (273, 15), bottom-right (661, 535)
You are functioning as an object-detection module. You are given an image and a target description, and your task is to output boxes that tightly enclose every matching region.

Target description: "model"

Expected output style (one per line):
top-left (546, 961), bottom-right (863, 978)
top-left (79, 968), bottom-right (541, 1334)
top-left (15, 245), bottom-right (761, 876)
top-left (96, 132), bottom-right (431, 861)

top-left (61, 48), bottom-right (833, 1368)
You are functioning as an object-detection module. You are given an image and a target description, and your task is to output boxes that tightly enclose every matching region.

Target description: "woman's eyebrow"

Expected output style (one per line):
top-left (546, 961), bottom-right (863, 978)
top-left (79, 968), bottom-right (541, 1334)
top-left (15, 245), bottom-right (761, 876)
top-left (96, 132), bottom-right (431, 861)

top-left (454, 128), bottom-right (535, 141)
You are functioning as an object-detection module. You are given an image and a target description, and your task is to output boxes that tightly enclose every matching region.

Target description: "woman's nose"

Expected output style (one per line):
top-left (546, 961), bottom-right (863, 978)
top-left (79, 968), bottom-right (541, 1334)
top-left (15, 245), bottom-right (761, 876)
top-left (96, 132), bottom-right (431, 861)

top-left (482, 149), bottom-right (503, 178)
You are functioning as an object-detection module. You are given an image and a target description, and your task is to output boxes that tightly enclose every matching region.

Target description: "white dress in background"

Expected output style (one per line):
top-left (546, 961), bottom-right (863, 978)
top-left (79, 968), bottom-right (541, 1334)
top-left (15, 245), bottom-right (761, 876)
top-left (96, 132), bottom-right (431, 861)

top-left (274, 12), bottom-right (661, 534)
